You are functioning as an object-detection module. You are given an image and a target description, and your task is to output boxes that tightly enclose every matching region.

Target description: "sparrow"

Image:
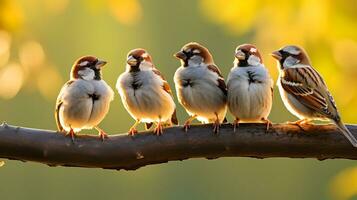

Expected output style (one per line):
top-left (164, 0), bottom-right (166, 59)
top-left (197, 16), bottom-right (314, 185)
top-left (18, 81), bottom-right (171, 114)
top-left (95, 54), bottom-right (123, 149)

top-left (55, 55), bottom-right (114, 141)
top-left (116, 48), bottom-right (178, 135)
top-left (174, 42), bottom-right (227, 133)
top-left (271, 45), bottom-right (357, 147)
top-left (227, 44), bottom-right (273, 132)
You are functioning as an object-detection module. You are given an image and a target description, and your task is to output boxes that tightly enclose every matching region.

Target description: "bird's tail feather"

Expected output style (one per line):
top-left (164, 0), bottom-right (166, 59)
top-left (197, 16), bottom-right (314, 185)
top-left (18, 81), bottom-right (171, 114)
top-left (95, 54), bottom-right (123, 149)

top-left (334, 120), bottom-right (357, 147)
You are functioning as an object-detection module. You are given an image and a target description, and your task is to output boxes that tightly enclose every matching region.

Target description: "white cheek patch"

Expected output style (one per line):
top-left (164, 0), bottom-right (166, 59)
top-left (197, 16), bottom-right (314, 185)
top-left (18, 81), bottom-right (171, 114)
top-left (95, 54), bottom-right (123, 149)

top-left (79, 61), bottom-right (89, 67)
top-left (138, 61), bottom-right (153, 71)
top-left (250, 48), bottom-right (257, 53)
top-left (283, 56), bottom-right (300, 67)
top-left (188, 55), bottom-right (203, 66)
top-left (142, 53), bottom-right (148, 58)
top-left (78, 68), bottom-right (95, 80)
top-left (284, 46), bottom-right (300, 55)
top-left (247, 55), bottom-right (261, 66)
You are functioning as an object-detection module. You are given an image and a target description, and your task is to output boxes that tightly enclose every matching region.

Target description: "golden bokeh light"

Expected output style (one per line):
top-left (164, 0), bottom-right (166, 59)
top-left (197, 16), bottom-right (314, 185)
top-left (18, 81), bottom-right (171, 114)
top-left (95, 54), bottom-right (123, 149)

top-left (0, 160), bottom-right (4, 167)
top-left (19, 40), bottom-right (45, 74)
top-left (0, 1), bottom-right (24, 31)
top-left (330, 167), bottom-right (357, 200)
top-left (36, 66), bottom-right (63, 101)
top-left (333, 39), bottom-right (357, 73)
top-left (0, 30), bottom-right (11, 56)
top-left (0, 30), bottom-right (11, 67)
top-left (107, 0), bottom-right (142, 25)
top-left (43, 0), bottom-right (70, 15)
top-left (0, 63), bottom-right (24, 99)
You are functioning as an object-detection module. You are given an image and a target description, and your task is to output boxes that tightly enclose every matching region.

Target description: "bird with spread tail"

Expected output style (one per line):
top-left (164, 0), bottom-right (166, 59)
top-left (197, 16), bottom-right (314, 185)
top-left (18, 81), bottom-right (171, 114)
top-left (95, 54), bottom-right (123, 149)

top-left (227, 44), bottom-right (273, 132)
top-left (271, 45), bottom-right (357, 147)
top-left (116, 48), bottom-right (178, 135)
top-left (174, 42), bottom-right (227, 133)
top-left (55, 56), bottom-right (114, 141)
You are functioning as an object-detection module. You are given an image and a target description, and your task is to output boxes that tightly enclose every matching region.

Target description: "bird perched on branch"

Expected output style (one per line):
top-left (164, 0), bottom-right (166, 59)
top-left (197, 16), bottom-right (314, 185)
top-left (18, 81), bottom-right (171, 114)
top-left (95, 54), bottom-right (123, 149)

top-left (271, 45), bottom-right (357, 147)
top-left (55, 56), bottom-right (114, 141)
top-left (174, 42), bottom-right (227, 133)
top-left (116, 49), bottom-right (178, 135)
top-left (227, 44), bottom-right (273, 132)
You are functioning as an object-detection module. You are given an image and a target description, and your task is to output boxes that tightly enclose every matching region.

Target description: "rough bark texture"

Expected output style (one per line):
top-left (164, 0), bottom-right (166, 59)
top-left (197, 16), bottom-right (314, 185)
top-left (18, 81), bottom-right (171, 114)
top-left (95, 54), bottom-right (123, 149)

top-left (0, 123), bottom-right (356, 170)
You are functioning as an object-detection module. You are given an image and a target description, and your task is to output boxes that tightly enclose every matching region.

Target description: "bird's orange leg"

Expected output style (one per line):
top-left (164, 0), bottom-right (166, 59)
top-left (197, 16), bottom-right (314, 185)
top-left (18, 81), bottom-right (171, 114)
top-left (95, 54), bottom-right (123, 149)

top-left (128, 120), bottom-right (140, 136)
top-left (287, 119), bottom-right (311, 125)
top-left (287, 119), bottom-right (312, 131)
top-left (154, 120), bottom-right (163, 135)
top-left (183, 115), bottom-right (197, 132)
top-left (95, 126), bottom-right (108, 141)
top-left (261, 117), bottom-right (272, 132)
top-left (213, 113), bottom-right (221, 134)
top-left (233, 118), bottom-right (240, 133)
top-left (66, 127), bottom-right (76, 142)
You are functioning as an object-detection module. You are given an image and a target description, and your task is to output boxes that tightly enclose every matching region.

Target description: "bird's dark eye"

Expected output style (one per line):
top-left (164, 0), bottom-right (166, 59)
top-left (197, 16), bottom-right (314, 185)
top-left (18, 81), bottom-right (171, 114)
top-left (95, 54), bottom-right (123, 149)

top-left (280, 50), bottom-right (289, 58)
top-left (184, 51), bottom-right (194, 58)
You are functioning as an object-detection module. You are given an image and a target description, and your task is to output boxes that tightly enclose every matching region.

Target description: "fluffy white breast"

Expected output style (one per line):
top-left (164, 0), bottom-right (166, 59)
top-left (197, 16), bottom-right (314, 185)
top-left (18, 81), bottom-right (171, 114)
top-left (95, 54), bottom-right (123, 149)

top-left (174, 63), bottom-right (227, 123)
top-left (117, 69), bottom-right (175, 123)
top-left (227, 65), bottom-right (273, 121)
top-left (58, 79), bottom-right (113, 132)
top-left (247, 55), bottom-right (261, 66)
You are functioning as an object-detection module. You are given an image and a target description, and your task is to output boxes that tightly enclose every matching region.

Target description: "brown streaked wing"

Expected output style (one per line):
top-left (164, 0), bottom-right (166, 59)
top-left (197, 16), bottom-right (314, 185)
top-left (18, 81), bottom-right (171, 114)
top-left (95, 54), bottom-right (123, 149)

top-left (207, 64), bottom-right (227, 96)
top-left (152, 68), bottom-right (174, 95)
top-left (145, 123), bottom-right (153, 130)
top-left (171, 109), bottom-right (178, 125)
top-left (207, 64), bottom-right (223, 78)
top-left (281, 67), bottom-right (333, 117)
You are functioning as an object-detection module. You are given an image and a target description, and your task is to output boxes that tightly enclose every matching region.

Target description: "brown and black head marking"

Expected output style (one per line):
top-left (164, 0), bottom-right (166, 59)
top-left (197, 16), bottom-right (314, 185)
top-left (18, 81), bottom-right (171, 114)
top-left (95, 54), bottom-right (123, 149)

top-left (126, 48), bottom-right (153, 72)
top-left (235, 44), bottom-right (262, 67)
top-left (71, 55), bottom-right (107, 80)
top-left (174, 42), bottom-right (214, 67)
top-left (271, 45), bottom-right (311, 68)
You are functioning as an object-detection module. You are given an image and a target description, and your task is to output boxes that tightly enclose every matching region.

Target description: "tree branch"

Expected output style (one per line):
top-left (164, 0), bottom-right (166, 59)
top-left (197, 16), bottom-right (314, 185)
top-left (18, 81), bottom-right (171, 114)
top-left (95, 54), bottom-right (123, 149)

top-left (0, 123), bottom-right (356, 170)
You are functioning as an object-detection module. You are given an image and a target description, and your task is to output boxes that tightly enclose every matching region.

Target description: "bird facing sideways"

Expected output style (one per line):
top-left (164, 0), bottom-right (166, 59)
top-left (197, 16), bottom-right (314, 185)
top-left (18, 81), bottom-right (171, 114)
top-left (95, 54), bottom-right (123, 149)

top-left (116, 48), bottom-right (178, 135)
top-left (174, 42), bottom-right (227, 133)
top-left (227, 44), bottom-right (273, 132)
top-left (55, 56), bottom-right (114, 141)
top-left (271, 45), bottom-right (357, 147)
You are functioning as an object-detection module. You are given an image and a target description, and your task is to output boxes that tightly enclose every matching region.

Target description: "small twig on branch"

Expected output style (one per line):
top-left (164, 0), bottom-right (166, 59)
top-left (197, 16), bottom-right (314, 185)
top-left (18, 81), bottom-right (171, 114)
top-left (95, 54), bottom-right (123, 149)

top-left (0, 122), bottom-right (356, 170)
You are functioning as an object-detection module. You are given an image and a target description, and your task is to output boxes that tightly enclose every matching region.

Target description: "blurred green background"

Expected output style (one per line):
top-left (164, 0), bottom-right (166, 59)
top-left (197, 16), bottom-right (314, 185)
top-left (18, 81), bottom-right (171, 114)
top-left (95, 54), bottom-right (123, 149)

top-left (0, 0), bottom-right (357, 199)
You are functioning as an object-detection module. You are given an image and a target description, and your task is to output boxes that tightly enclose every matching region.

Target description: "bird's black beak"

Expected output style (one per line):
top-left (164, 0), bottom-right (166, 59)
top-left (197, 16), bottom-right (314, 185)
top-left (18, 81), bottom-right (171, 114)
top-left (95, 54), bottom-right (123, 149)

top-left (271, 51), bottom-right (282, 60)
top-left (95, 59), bottom-right (107, 69)
top-left (174, 51), bottom-right (187, 60)
top-left (127, 55), bottom-right (138, 66)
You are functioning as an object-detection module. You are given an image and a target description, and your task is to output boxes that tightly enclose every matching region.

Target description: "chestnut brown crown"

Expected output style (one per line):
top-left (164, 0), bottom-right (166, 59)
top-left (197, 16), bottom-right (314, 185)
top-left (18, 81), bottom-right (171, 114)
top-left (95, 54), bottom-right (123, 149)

top-left (126, 48), bottom-right (153, 67)
top-left (71, 55), bottom-right (107, 80)
top-left (174, 42), bottom-right (214, 65)
top-left (235, 44), bottom-right (262, 63)
top-left (271, 45), bottom-right (311, 66)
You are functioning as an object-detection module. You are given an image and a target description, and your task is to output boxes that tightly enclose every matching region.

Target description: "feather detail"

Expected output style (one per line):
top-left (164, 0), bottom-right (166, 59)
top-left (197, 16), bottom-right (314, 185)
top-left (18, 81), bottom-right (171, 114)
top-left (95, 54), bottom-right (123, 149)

top-left (207, 64), bottom-right (227, 96)
top-left (145, 122), bottom-right (153, 130)
top-left (334, 119), bottom-right (357, 147)
top-left (171, 109), bottom-right (178, 125)
top-left (55, 80), bottom-right (74, 132)
top-left (281, 66), bottom-right (338, 119)
top-left (152, 68), bottom-right (174, 95)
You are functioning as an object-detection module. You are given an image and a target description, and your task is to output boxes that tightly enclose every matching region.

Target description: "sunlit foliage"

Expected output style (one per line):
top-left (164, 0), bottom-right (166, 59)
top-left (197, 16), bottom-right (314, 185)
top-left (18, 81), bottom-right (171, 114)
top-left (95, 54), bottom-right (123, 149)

top-left (0, 1), bottom-right (356, 199)
top-left (0, 0), bottom-right (141, 101)
top-left (200, 0), bottom-right (357, 122)
top-left (330, 167), bottom-right (357, 200)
